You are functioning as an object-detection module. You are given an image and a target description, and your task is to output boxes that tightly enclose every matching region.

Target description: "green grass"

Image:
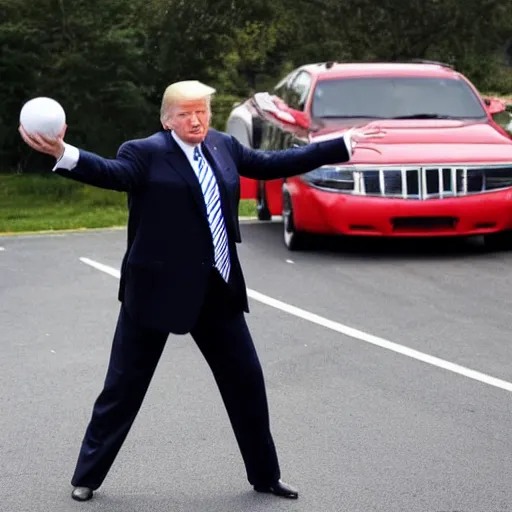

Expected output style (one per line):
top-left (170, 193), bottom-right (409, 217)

top-left (238, 197), bottom-right (257, 217)
top-left (0, 173), bottom-right (257, 234)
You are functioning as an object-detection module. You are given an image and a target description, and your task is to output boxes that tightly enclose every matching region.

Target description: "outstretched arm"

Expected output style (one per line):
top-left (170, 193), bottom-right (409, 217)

top-left (230, 135), bottom-right (351, 181)
top-left (229, 126), bottom-right (385, 180)
top-left (18, 125), bottom-right (147, 192)
top-left (53, 141), bottom-right (147, 192)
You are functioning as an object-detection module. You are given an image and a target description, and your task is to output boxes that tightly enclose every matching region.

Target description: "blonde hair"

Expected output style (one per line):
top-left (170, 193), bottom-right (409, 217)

top-left (160, 80), bottom-right (216, 123)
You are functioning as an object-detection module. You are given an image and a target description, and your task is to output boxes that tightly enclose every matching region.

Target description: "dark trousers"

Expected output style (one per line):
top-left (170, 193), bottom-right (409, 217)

top-left (70, 270), bottom-right (280, 490)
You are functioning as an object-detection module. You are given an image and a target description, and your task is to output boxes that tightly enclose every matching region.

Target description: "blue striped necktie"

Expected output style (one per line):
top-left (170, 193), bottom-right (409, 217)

top-left (193, 146), bottom-right (231, 282)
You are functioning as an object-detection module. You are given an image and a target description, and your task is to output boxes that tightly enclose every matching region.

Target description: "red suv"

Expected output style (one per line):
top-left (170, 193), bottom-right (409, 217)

top-left (226, 60), bottom-right (512, 250)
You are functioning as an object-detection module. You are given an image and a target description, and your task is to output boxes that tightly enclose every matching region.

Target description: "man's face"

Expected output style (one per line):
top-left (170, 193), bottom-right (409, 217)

top-left (166, 98), bottom-right (211, 145)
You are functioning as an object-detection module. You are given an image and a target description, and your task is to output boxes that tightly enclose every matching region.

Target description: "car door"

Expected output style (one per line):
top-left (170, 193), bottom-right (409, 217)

top-left (263, 70), bottom-right (314, 216)
top-left (231, 72), bottom-right (298, 204)
top-left (252, 70), bottom-right (301, 217)
top-left (259, 70), bottom-right (299, 150)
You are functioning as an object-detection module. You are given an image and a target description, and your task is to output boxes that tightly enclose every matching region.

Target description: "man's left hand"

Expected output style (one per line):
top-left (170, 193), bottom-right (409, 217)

top-left (344, 126), bottom-right (386, 151)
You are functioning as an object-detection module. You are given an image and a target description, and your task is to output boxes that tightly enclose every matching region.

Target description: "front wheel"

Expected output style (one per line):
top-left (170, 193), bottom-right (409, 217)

top-left (282, 191), bottom-right (310, 251)
top-left (256, 181), bottom-right (271, 221)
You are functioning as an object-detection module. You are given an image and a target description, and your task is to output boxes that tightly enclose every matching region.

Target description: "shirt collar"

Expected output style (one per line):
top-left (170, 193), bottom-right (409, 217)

top-left (171, 130), bottom-right (200, 161)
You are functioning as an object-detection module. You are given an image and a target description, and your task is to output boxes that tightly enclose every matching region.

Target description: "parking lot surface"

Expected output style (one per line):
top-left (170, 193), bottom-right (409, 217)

top-left (1, 223), bottom-right (511, 512)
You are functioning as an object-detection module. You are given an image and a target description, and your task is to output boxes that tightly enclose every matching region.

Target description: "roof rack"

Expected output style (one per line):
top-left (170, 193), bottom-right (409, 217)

top-left (314, 59), bottom-right (457, 75)
top-left (408, 59), bottom-right (455, 69)
top-left (318, 59), bottom-right (455, 70)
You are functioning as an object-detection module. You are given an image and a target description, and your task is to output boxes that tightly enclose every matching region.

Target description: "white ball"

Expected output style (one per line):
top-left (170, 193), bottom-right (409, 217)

top-left (20, 97), bottom-right (66, 137)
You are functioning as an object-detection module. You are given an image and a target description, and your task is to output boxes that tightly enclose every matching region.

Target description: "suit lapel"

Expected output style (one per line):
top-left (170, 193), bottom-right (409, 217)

top-left (163, 130), bottom-right (234, 228)
top-left (163, 131), bottom-right (207, 218)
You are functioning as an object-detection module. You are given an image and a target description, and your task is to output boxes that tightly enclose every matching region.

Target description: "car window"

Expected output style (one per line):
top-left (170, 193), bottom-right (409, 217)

top-left (287, 71), bottom-right (312, 111)
top-left (273, 70), bottom-right (298, 99)
top-left (311, 76), bottom-right (487, 119)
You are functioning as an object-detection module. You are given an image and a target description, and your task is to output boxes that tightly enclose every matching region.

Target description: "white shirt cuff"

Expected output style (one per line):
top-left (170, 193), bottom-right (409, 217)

top-left (343, 129), bottom-right (355, 158)
top-left (52, 143), bottom-right (80, 171)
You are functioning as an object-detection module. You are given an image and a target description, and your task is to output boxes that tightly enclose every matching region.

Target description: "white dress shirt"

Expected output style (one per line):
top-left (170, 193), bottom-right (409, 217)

top-left (52, 142), bottom-right (80, 171)
top-left (170, 131), bottom-right (205, 179)
top-left (342, 129), bottom-right (356, 157)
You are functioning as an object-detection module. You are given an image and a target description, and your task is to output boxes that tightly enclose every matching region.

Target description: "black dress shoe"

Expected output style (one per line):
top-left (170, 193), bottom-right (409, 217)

top-left (254, 479), bottom-right (298, 499)
top-left (71, 486), bottom-right (93, 501)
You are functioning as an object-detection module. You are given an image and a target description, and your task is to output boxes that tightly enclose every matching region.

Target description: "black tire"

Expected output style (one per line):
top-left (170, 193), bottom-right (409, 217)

top-left (484, 230), bottom-right (512, 251)
top-left (282, 190), bottom-right (310, 250)
top-left (256, 181), bottom-right (272, 221)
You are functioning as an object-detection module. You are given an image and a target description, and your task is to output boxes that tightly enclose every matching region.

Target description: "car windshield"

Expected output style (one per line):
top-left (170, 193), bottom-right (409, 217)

top-left (311, 76), bottom-right (487, 119)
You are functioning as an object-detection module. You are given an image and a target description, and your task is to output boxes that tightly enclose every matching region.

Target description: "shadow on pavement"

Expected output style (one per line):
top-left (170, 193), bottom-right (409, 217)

top-left (247, 221), bottom-right (512, 261)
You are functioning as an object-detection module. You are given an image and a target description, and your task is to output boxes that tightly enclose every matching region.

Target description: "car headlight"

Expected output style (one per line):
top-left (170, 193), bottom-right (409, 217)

top-left (301, 166), bottom-right (354, 191)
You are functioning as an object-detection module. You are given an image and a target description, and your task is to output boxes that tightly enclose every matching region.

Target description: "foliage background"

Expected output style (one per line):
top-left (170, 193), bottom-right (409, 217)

top-left (1, 0), bottom-right (511, 172)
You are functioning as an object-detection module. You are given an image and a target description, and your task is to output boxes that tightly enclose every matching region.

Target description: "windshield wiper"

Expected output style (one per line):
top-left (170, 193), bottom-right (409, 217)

top-left (318, 115), bottom-right (387, 119)
top-left (318, 113), bottom-right (484, 121)
top-left (390, 113), bottom-right (459, 119)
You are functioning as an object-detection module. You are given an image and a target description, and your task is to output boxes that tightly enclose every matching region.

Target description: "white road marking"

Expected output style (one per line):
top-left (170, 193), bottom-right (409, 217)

top-left (286, 259), bottom-right (295, 264)
top-left (0, 247), bottom-right (5, 251)
top-left (79, 257), bottom-right (512, 394)
top-left (81, 257), bottom-right (120, 278)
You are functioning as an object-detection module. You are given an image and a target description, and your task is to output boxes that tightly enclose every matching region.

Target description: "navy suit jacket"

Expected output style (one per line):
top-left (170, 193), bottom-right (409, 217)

top-left (55, 129), bottom-right (350, 334)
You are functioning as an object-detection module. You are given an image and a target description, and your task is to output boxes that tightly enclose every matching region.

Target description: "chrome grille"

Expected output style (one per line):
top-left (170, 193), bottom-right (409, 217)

top-left (353, 165), bottom-right (512, 199)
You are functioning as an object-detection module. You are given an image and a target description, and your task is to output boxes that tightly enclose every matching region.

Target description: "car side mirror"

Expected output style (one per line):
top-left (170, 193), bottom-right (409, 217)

top-left (253, 92), bottom-right (310, 128)
top-left (484, 97), bottom-right (507, 115)
top-left (253, 92), bottom-right (295, 122)
top-left (286, 108), bottom-right (310, 129)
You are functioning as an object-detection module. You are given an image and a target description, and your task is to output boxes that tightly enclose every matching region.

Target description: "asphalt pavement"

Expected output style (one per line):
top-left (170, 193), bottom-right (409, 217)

top-left (1, 222), bottom-right (511, 512)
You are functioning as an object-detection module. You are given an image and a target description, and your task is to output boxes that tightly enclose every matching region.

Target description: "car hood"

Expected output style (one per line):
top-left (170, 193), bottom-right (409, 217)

top-left (310, 119), bottom-right (512, 165)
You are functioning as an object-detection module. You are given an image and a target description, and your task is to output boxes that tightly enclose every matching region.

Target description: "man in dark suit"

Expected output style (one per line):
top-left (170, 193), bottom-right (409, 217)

top-left (18, 80), bottom-right (382, 503)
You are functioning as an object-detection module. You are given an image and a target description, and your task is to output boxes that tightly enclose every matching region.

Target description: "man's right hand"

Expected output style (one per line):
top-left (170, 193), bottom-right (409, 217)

top-left (18, 124), bottom-right (67, 161)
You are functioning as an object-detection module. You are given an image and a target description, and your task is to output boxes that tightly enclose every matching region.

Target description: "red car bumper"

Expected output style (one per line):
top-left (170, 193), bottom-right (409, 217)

top-left (292, 185), bottom-right (512, 237)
